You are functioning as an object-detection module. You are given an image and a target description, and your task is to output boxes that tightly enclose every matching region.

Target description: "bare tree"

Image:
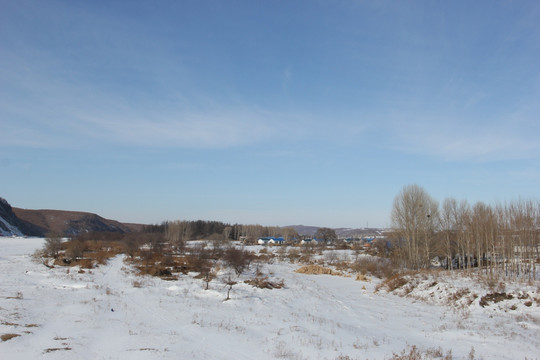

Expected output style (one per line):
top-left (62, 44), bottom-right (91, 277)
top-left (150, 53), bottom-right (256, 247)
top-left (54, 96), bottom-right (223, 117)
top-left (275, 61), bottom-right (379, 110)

top-left (165, 220), bottom-right (191, 253)
top-left (44, 232), bottom-right (63, 258)
top-left (222, 226), bottom-right (232, 241)
top-left (440, 198), bottom-right (459, 270)
top-left (224, 247), bottom-right (253, 276)
top-left (315, 227), bottom-right (337, 244)
top-left (223, 273), bottom-right (238, 301)
top-left (281, 227), bottom-right (299, 243)
top-left (192, 244), bottom-right (215, 290)
top-left (66, 238), bottom-right (85, 260)
top-left (391, 184), bottom-right (438, 269)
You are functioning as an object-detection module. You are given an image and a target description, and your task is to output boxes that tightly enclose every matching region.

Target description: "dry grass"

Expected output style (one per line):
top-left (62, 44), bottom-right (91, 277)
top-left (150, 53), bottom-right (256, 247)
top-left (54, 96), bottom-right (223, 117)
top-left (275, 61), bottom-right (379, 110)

top-left (136, 264), bottom-right (178, 280)
top-left (376, 274), bottom-right (410, 292)
top-left (355, 273), bottom-right (370, 282)
top-left (244, 276), bottom-right (284, 289)
top-left (6, 291), bottom-right (24, 300)
top-left (348, 257), bottom-right (397, 279)
top-left (1, 333), bottom-right (21, 342)
top-left (479, 292), bottom-right (514, 307)
top-left (390, 344), bottom-right (454, 360)
top-left (296, 265), bottom-right (341, 276)
top-left (43, 347), bottom-right (72, 353)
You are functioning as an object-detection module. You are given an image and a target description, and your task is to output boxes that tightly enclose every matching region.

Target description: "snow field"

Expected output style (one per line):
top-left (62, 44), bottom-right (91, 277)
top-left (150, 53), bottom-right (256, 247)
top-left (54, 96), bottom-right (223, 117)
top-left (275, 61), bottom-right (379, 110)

top-left (1, 237), bottom-right (539, 359)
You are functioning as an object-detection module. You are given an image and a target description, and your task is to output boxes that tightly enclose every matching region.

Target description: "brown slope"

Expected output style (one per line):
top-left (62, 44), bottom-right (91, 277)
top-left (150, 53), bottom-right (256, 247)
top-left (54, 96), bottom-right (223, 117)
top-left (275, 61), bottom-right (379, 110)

top-left (12, 208), bottom-right (138, 236)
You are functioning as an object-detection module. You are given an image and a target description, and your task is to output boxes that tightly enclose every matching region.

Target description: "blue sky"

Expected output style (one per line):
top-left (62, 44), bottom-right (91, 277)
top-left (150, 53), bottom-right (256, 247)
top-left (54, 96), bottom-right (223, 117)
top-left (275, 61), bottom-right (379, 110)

top-left (1, 0), bottom-right (539, 228)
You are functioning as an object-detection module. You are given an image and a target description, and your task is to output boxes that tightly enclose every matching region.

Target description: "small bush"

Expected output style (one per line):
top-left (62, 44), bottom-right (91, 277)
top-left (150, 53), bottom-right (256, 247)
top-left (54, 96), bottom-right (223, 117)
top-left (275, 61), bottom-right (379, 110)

top-left (224, 247), bottom-right (254, 276)
top-left (287, 248), bottom-right (301, 262)
top-left (352, 257), bottom-right (397, 279)
top-left (44, 233), bottom-right (63, 258)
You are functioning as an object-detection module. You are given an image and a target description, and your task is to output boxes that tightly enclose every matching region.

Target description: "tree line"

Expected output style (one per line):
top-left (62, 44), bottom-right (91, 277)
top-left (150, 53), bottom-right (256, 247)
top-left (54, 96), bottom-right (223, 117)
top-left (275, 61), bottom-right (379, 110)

top-left (143, 220), bottom-right (300, 244)
top-left (391, 184), bottom-right (540, 281)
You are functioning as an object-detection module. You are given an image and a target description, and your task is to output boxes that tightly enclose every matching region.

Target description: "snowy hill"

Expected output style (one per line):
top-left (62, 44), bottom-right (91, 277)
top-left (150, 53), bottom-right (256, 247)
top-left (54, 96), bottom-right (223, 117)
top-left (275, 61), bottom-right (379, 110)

top-left (0, 197), bottom-right (25, 236)
top-left (0, 214), bottom-right (23, 237)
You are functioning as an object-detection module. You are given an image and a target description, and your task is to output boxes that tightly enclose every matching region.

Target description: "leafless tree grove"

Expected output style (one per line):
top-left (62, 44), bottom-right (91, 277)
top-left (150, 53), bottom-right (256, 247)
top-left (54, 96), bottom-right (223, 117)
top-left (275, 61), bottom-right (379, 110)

top-left (391, 184), bottom-right (539, 281)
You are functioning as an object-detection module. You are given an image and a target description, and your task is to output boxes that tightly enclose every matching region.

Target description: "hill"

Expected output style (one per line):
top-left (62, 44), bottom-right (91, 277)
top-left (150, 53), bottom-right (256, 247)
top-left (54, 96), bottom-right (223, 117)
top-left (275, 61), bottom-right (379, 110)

top-left (0, 197), bottom-right (143, 237)
top-left (12, 208), bottom-right (141, 236)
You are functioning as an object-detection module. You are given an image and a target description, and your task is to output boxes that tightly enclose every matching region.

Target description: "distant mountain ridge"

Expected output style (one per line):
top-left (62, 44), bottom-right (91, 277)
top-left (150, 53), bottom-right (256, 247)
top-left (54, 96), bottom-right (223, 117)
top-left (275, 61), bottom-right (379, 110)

top-left (0, 197), bottom-right (143, 237)
top-left (287, 225), bottom-right (387, 237)
top-left (1, 196), bottom-right (385, 238)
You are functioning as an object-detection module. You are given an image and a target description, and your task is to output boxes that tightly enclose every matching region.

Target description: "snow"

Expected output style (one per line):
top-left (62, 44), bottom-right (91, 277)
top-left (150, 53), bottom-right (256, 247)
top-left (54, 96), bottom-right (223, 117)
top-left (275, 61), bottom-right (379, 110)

top-left (1, 237), bottom-right (539, 359)
top-left (0, 216), bottom-right (23, 237)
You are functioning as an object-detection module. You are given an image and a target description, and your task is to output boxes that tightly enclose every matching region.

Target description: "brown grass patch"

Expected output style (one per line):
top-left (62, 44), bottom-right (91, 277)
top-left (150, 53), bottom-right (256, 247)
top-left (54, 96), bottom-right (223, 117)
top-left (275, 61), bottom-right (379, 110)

top-left (244, 277), bottom-right (284, 289)
top-left (390, 344), bottom-right (453, 360)
top-left (375, 273), bottom-right (409, 292)
top-left (479, 292), bottom-right (514, 307)
top-left (296, 265), bottom-right (341, 276)
top-left (1, 333), bottom-right (20, 341)
top-left (349, 257), bottom-right (397, 279)
top-left (136, 264), bottom-right (178, 280)
top-left (355, 273), bottom-right (369, 282)
top-left (1, 321), bottom-right (18, 326)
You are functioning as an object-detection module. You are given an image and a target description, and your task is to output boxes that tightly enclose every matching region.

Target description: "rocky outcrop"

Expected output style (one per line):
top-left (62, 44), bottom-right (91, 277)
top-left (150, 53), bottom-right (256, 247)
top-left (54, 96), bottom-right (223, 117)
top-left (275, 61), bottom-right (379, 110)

top-left (0, 197), bottom-right (44, 236)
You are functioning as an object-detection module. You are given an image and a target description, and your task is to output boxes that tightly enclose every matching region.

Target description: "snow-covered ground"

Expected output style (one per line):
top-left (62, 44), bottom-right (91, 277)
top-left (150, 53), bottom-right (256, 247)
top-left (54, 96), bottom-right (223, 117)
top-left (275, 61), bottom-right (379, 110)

top-left (1, 237), bottom-right (539, 359)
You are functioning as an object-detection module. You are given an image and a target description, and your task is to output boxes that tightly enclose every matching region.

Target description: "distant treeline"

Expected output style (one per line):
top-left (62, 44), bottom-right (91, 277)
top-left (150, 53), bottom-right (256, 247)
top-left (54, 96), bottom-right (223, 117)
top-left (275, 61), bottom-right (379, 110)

top-left (73, 220), bottom-right (299, 244)
top-left (145, 220), bottom-right (299, 243)
top-left (143, 220), bottom-right (231, 239)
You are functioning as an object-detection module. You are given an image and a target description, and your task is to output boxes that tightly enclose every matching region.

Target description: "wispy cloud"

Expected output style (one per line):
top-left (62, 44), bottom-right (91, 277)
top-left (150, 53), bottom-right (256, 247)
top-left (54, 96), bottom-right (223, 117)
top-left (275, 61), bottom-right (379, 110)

top-left (383, 112), bottom-right (540, 162)
top-left (0, 49), bottom-right (287, 149)
top-left (76, 109), bottom-right (276, 149)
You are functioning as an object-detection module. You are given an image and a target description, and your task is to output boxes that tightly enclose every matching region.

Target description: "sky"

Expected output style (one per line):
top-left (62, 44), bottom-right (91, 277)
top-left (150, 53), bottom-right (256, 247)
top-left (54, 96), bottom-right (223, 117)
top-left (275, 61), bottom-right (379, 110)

top-left (1, 0), bottom-right (540, 228)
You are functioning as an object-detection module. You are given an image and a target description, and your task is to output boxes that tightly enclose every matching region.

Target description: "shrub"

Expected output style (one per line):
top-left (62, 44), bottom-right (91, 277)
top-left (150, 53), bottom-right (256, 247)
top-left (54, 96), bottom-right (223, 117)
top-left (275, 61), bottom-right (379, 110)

top-left (287, 248), bottom-right (301, 262)
top-left (352, 256), bottom-right (397, 279)
top-left (224, 247), bottom-right (253, 276)
top-left (65, 239), bottom-right (85, 260)
top-left (44, 233), bottom-right (63, 258)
